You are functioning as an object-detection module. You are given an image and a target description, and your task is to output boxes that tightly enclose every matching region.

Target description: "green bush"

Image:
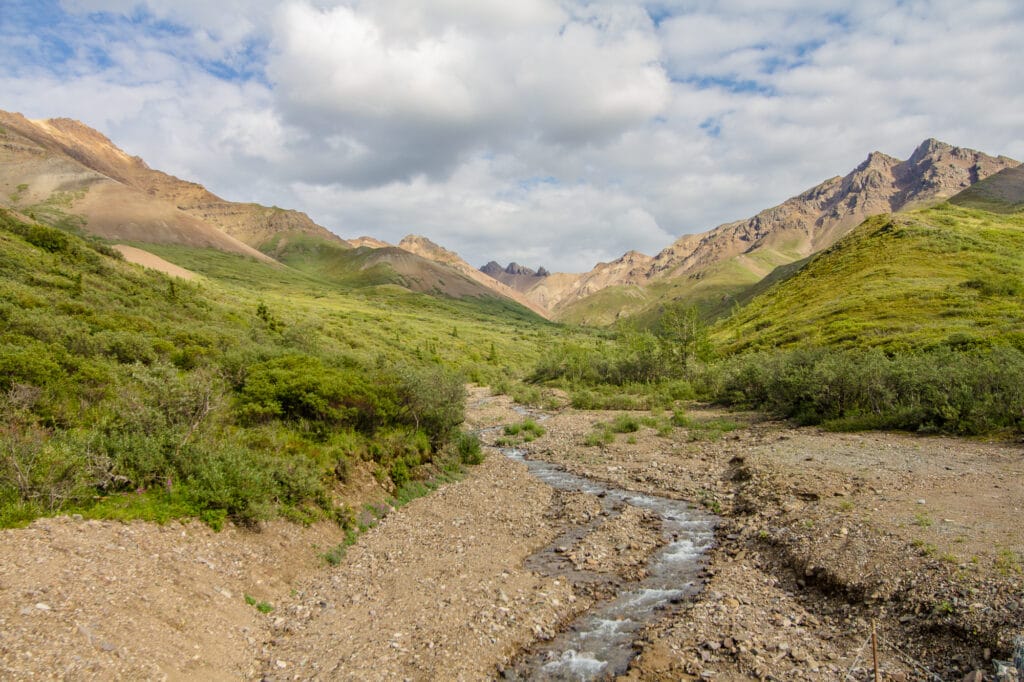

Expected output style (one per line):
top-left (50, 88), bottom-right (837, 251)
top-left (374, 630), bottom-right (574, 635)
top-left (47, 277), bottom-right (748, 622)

top-left (503, 419), bottom-right (545, 439)
top-left (456, 432), bottom-right (485, 465)
top-left (609, 414), bottom-right (640, 433)
top-left (583, 427), bottom-right (614, 447)
top-left (713, 346), bottom-right (1024, 435)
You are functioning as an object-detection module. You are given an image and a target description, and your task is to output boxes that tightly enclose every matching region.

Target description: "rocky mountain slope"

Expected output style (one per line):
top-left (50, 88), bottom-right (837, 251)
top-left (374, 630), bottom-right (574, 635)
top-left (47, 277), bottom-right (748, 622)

top-left (0, 110), bottom-right (544, 310)
top-left (950, 163), bottom-right (1024, 213)
top-left (473, 139), bottom-right (1018, 324)
top-left (0, 112), bottom-right (272, 261)
top-left (398, 236), bottom-right (550, 318)
top-left (480, 261), bottom-right (551, 291)
top-left (0, 111), bottom-right (342, 252)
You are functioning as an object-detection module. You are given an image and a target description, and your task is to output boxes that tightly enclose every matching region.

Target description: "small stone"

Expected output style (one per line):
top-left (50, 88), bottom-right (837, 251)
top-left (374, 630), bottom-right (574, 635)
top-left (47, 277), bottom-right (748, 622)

top-left (276, 660), bottom-right (288, 669)
top-left (35, 603), bottom-right (51, 611)
top-left (916, 499), bottom-right (926, 505)
top-left (961, 671), bottom-right (983, 682)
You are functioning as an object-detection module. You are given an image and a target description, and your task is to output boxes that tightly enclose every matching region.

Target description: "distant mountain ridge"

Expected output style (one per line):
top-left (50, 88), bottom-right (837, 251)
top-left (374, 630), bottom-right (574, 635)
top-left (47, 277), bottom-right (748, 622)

top-left (3, 109), bottom-right (1016, 325)
top-left (476, 138), bottom-right (1018, 324)
top-left (0, 110), bottom-right (543, 313)
top-left (396, 236), bottom-right (550, 318)
top-left (0, 112), bottom-right (345, 252)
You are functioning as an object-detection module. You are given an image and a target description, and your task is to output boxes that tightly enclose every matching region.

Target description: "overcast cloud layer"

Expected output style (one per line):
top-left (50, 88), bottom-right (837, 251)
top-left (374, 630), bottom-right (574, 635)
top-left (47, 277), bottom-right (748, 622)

top-left (1, 0), bottom-right (1022, 272)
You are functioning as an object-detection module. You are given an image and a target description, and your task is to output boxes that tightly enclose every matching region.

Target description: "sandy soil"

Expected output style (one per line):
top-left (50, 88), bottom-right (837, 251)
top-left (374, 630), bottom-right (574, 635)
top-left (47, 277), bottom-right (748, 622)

top-left (0, 388), bottom-right (1020, 680)
top-left (114, 244), bottom-right (198, 280)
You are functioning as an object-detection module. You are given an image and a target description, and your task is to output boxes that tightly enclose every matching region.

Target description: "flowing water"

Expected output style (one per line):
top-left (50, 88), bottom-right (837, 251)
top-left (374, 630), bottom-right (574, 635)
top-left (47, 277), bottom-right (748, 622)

top-left (501, 447), bottom-right (717, 681)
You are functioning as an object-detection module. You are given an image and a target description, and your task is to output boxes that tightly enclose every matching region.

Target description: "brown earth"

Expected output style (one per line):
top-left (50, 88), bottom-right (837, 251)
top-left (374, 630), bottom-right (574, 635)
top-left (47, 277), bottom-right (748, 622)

top-left (113, 245), bottom-right (199, 280)
top-left (0, 388), bottom-right (1021, 680)
top-left (517, 398), bottom-right (1024, 681)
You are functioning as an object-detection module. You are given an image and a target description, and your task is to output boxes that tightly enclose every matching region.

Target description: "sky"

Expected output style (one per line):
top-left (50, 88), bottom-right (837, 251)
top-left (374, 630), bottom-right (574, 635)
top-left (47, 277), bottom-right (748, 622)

top-left (1, 1), bottom-right (1022, 273)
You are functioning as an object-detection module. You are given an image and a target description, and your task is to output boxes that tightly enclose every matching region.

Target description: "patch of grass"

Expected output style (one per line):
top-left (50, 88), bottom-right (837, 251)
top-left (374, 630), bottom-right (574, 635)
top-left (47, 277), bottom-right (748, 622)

top-left (912, 539), bottom-right (937, 557)
top-left (609, 414), bottom-right (641, 433)
top-left (671, 411), bottom-right (742, 441)
top-left (583, 427), bottom-right (614, 447)
top-left (699, 490), bottom-right (722, 515)
top-left (321, 526), bottom-right (360, 566)
top-left (914, 512), bottom-right (933, 528)
top-left (244, 594), bottom-right (274, 613)
top-left (995, 549), bottom-right (1022, 576)
top-left (502, 418), bottom-right (546, 443)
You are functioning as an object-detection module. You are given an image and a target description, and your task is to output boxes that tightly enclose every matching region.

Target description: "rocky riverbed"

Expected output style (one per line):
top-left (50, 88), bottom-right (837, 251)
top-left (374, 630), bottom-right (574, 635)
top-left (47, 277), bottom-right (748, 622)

top-left (0, 387), bottom-right (1020, 680)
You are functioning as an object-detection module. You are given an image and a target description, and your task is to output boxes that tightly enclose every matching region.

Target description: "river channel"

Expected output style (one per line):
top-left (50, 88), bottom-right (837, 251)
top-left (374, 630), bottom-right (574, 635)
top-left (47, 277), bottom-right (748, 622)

top-left (501, 447), bottom-right (717, 681)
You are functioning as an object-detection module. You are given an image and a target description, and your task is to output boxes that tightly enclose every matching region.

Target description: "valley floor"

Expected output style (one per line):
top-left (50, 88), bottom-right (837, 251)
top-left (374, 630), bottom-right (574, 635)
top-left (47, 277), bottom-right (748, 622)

top-left (0, 389), bottom-right (1021, 680)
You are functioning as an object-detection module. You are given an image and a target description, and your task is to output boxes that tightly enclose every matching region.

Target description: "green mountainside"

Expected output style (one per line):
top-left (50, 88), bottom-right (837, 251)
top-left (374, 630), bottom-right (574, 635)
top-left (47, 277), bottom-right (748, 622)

top-left (0, 208), bottom-right (567, 528)
top-left (949, 164), bottom-right (1024, 214)
top-left (713, 203), bottom-right (1024, 354)
top-left (542, 140), bottom-right (1018, 327)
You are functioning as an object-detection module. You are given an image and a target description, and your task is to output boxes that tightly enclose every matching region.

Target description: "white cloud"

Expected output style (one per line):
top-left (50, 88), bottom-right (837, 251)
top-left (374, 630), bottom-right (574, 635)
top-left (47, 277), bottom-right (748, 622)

top-left (265, 1), bottom-right (670, 184)
top-left (2, 0), bottom-right (1023, 273)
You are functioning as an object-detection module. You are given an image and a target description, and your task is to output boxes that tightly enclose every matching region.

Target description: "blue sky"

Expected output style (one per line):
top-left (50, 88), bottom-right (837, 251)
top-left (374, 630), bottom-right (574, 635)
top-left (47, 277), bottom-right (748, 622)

top-left (2, 0), bottom-right (1022, 272)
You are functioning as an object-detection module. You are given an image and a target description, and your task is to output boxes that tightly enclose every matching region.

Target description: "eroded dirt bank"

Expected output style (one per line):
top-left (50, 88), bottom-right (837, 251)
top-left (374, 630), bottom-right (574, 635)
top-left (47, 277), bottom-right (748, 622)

top-left (0, 387), bottom-right (1021, 680)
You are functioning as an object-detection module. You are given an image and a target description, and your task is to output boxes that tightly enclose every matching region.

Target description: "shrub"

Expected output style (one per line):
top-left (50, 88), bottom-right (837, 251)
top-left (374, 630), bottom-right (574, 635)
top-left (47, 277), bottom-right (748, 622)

top-left (583, 427), bottom-right (614, 447)
top-left (610, 414), bottom-right (640, 433)
top-left (713, 346), bottom-right (1024, 436)
top-left (503, 419), bottom-right (546, 440)
top-left (456, 432), bottom-right (484, 465)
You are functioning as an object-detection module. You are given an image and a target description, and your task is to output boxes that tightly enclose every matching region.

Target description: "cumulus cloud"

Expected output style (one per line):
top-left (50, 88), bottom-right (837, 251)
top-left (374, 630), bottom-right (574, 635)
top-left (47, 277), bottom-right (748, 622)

top-left (267, 0), bottom-right (670, 184)
top-left (2, 0), bottom-right (1023, 272)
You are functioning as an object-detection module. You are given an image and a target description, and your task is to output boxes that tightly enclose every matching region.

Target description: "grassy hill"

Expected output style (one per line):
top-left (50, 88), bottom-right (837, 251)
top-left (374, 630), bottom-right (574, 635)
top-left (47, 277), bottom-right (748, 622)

top-left (0, 209), bottom-right (567, 529)
top-left (701, 202), bottom-right (1024, 435)
top-left (949, 164), bottom-right (1024, 214)
top-left (713, 203), bottom-right (1024, 354)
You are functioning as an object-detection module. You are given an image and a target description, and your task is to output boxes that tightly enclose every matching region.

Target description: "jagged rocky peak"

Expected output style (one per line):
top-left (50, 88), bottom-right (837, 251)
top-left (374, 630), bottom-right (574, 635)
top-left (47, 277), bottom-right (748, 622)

top-left (908, 137), bottom-right (951, 162)
top-left (398, 234), bottom-right (461, 263)
top-left (480, 261), bottom-right (505, 276)
top-left (479, 261), bottom-right (551, 278)
top-left (505, 262), bottom-right (535, 276)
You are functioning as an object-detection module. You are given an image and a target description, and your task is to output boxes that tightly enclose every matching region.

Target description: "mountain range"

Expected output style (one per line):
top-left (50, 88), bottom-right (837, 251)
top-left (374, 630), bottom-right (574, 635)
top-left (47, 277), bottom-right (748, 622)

top-left (481, 138), bottom-right (1019, 324)
top-left (0, 108), bottom-right (1019, 328)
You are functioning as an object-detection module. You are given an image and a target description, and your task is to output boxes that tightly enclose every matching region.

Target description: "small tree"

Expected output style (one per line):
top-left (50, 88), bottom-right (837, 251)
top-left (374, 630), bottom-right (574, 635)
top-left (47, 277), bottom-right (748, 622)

top-left (655, 302), bottom-right (713, 372)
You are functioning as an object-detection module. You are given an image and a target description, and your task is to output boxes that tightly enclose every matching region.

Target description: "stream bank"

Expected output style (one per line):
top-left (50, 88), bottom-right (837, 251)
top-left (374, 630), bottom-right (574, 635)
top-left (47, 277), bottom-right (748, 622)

top-left (0, 386), bottom-right (1020, 680)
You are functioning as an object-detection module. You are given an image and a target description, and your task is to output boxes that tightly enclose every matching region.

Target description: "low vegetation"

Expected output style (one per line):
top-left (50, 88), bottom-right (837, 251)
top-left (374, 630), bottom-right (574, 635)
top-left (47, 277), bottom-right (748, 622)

top-left (522, 203), bottom-right (1024, 438)
top-left (4, 194), bottom-right (1023, 531)
top-left (0, 209), bottom-right (557, 528)
top-left (711, 345), bottom-right (1024, 435)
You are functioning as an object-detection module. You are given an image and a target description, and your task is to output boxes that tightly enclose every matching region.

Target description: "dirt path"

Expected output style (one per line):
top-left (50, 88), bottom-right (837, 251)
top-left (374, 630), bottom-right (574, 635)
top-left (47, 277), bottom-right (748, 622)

top-left (0, 388), bottom-right (1021, 680)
